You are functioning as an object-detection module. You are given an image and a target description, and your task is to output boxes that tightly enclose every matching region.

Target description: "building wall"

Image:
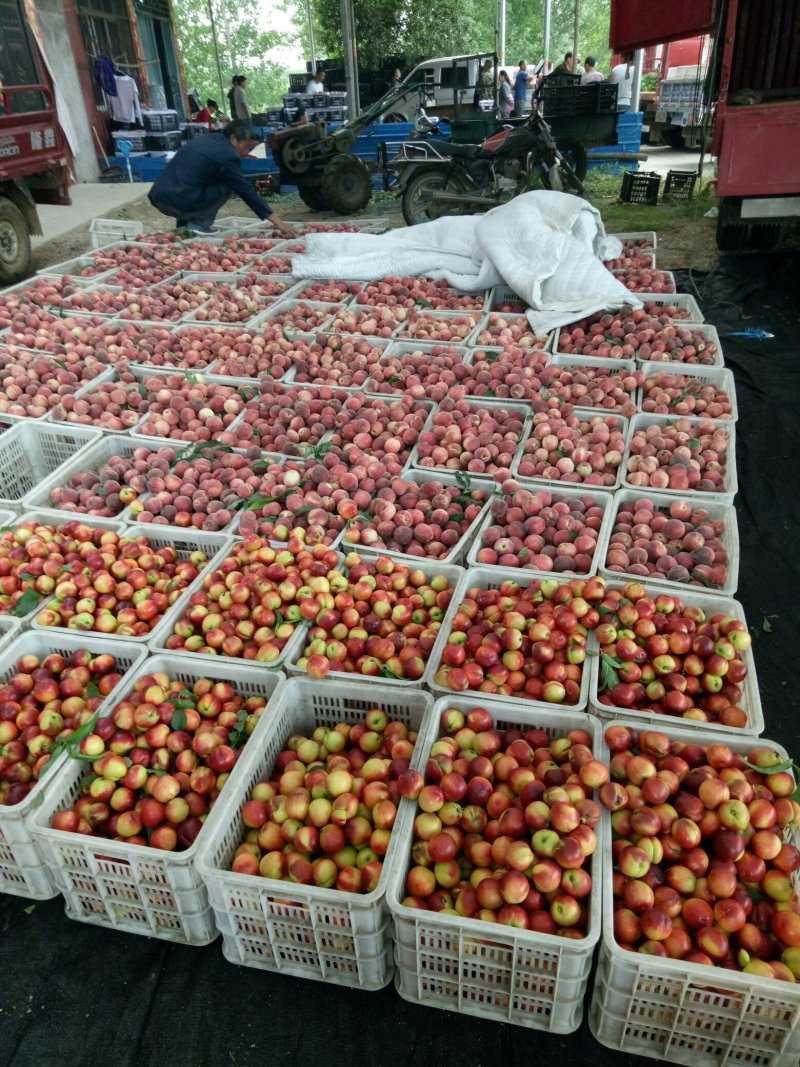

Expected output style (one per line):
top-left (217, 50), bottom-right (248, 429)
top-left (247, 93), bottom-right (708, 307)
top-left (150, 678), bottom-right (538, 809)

top-left (33, 0), bottom-right (100, 180)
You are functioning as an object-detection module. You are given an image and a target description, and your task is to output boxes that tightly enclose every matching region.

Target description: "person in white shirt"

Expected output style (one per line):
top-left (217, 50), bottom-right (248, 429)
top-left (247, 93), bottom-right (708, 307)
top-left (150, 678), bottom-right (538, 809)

top-left (609, 52), bottom-right (634, 111)
top-left (306, 68), bottom-right (326, 94)
top-left (581, 57), bottom-right (605, 84)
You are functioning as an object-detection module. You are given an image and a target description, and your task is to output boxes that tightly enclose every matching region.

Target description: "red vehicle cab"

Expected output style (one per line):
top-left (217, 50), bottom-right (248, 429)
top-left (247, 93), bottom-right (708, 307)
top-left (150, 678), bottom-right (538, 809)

top-left (0, 7), bottom-right (71, 282)
top-left (610, 0), bottom-right (800, 249)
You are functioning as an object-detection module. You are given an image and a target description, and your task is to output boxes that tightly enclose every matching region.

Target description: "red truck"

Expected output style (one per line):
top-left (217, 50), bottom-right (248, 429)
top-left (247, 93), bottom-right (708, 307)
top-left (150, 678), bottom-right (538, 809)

top-left (610, 0), bottom-right (800, 249)
top-left (0, 4), bottom-right (71, 282)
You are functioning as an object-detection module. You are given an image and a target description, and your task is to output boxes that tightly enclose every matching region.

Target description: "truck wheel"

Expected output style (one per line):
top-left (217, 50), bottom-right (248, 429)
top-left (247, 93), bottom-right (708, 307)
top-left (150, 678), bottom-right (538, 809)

top-left (0, 196), bottom-right (31, 284)
top-left (320, 156), bottom-right (372, 215)
top-left (297, 184), bottom-right (329, 211)
top-left (662, 127), bottom-right (685, 150)
top-left (401, 167), bottom-right (467, 226)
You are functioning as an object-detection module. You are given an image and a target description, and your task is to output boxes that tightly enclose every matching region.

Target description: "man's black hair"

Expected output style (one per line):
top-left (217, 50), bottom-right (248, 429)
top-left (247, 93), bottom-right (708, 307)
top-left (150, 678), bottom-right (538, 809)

top-left (222, 119), bottom-right (253, 141)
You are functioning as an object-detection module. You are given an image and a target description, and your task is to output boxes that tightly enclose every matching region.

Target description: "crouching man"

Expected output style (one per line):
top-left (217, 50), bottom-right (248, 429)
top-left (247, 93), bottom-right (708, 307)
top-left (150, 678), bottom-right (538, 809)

top-left (149, 120), bottom-right (297, 236)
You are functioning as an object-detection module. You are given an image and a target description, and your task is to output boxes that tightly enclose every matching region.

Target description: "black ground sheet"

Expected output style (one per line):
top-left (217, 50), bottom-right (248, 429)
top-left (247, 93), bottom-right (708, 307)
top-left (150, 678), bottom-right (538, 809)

top-left (1, 251), bottom-right (799, 1067)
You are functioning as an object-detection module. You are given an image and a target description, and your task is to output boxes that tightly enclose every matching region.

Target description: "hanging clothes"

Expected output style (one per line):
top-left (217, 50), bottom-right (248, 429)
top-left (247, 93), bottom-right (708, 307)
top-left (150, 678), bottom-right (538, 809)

top-left (93, 56), bottom-right (117, 96)
top-left (108, 73), bottom-right (142, 125)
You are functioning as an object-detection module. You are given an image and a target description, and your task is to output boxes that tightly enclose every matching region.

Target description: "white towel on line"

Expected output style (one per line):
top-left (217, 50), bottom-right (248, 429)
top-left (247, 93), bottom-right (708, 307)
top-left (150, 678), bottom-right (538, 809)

top-left (290, 190), bottom-right (639, 334)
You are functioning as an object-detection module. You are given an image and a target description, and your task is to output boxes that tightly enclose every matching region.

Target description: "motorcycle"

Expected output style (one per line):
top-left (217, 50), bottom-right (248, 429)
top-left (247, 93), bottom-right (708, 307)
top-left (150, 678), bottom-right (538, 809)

top-left (378, 95), bottom-right (588, 226)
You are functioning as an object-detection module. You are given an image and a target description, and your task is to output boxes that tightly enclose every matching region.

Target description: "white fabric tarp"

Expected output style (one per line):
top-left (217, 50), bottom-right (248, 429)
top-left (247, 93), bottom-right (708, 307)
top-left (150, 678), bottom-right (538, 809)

top-left (291, 190), bottom-right (640, 334)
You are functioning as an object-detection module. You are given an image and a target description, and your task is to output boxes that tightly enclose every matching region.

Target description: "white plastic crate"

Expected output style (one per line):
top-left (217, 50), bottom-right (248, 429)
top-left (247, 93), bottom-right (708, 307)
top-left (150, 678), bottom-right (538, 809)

top-left (429, 565), bottom-right (593, 714)
top-left (286, 554), bottom-right (466, 688)
top-left (21, 434), bottom-right (166, 515)
top-left (638, 359), bottom-right (737, 421)
top-left (30, 524), bottom-right (232, 644)
top-left (599, 488), bottom-right (740, 597)
top-left (588, 586), bottom-right (763, 735)
top-left (514, 407), bottom-right (630, 494)
top-left (0, 612), bottom-right (21, 654)
top-left (613, 269), bottom-right (676, 294)
top-left (0, 631), bottom-right (147, 899)
top-left (395, 308), bottom-right (485, 347)
top-left (607, 230), bottom-right (658, 251)
top-left (552, 297), bottom-right (706, 362)
top-left (89, 218), bottom-right (144, 250)
top-left (485, 285), bottom-right (529, 313)
top-left (145, 537), bottom-right (312, 670)
top-left (0, 422), bottom-right (101, 506)
top-left (29, 654), bottom-right (284, 942)
top-left (35, 253), bottom-right (116, 283)
top-left (0, 360), bottom-right (114, 429)
top-left (621, 413), bottom-right (738, 504)
top-left (589, 722), bottom-right (800, 1066)
top-left (389, 694), bottom-right (602, 1032)
top-left (466, 482), bottom-right (615, 582)
top-left (408, 397), bottom-right (531, 479)
top-left (195, 677), bottom-right (434, 987)
top-left (338, 468), bottom-right (495, 568)
top-left (542, 353), bottom-right (639, 415)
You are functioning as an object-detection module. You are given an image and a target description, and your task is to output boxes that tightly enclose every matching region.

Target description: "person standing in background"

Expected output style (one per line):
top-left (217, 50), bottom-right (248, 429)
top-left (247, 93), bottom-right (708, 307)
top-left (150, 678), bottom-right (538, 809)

top-left (386, 69), bottom-right (402, 92)
top-left (551, 52), bottom-right (575, 75)
top-left (306, 68), bottom-right (326, 94)
top-left (513, 60), bottom-right (533, 117)
top-left (473, 59), bottom-right (493, 110)
top-left (498, 69), bottom-right (514, 115)
top-left (232, 76), bottom-right (251, 123)
top-left (610, 52), bottom-right (634, 111)
top-left (581, 57), bottom-right (605, 84)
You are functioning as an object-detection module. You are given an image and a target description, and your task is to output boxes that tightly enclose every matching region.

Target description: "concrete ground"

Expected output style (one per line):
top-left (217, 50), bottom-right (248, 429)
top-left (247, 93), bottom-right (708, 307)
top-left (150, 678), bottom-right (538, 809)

top-left (31, 180), bottom-right (152, 249)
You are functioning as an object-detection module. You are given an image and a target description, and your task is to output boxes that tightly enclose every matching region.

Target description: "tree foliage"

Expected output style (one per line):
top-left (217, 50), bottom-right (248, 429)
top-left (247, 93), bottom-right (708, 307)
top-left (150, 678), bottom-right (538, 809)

top-left (172, 0), bottom-right (290, 109)
top-left (305, 0), bottom-right (611, 74)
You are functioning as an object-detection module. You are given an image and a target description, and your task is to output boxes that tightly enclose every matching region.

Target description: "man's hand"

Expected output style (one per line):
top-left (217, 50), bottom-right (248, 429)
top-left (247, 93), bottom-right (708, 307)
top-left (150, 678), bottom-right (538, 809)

top-left (271, 215), bottom-right (300, 238)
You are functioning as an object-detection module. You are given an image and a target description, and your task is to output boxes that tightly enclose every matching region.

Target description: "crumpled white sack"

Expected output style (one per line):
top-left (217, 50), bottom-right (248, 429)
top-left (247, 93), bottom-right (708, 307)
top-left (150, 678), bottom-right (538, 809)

top-left (291, 190), bottom-right (639, 334)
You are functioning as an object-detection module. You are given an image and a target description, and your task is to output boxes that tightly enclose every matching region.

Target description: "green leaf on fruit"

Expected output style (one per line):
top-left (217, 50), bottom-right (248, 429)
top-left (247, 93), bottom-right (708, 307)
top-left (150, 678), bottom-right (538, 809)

top-left (228, 709), bottom-right (248, 749)
top-left (64, 711), bottom-right (100, 749)
top-left (80, 774), bottom-right (98, 789)
top-left (11, 588), bottom-right (40, 617)
top-left (387, 375), bottom-right (402, 385)
top-left (379, 665), bottom-right (400, 679)
top-left (86, 682), bottom-right (102, 698)
top-left (0, 526), bottom-right (14, 532)
top-left (599, 653), bottom-right (623, 693)
top-left (689, 438), bottom-right (700, 449)
top-left (52, 359), bottom-right (68, 371)
top-left (413, 297), bottom-right (432, 308)
top-left (246, 495), bottom-right (280, 510)
top-left (518, 548), bottom-right (528, 559)
top-left (449, 512), bottom-right (464, 523)
top-left (238, 386), bottom-right (257, 402)
top-left (744, 755), bottom-right (795, 775)
top-left (282, 329), bottom-right (298, 344)
top-left (19, 573), bottom-right (33, 582)
top-left (24, 904), bottom-right (35, 915)
top-left (274, 611), bottom-right (284, 627)
top-left (171, 708), bottom-right (187, 731)
top-left (135, 382), bottom-right (148, 399)
top-left (454, 471), bottom-right (472, 492)
top-left (762, 615), bottom-right (775, 633)
top-left (186, 372), bottom-right (201, 385)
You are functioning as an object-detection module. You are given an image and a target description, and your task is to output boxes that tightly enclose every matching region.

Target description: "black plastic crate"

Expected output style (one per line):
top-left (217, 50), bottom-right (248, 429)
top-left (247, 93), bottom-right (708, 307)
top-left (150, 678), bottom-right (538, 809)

top-left (183, 123), bottom-right (209, 139)
top-left (142, 110), bottom-right (179, 132)
top-left (266, 108), bottom-right (284, 123)
top-left (327, 107), bottom-right (345, 121)
top-left (541, 81), bottom-right (617, 117)
top-left (620, 170), bottom-right (661, 205)
top-left (289, 74), bottom-right (307, 93)
top-left (597, 82), bottom-right (619, 113)
top-left (144, 131), bottom-right (182, 152)
top-left (663, 169), bottom-right (698, 199)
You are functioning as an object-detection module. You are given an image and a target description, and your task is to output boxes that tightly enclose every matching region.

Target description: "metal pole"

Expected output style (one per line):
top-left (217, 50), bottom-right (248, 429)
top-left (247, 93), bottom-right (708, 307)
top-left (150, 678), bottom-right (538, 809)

top-left (206, 0), bottom-right (225, 107)
top-left (543, 0), bottom-right (551, 61)
top-left (572, 0), bottom-right (580, 72)
top-left (499, 0), bottom-right (506, 66)
top-left (305, 0), bottom-right (317, 76)
top-left (340, 0), bottom-right (360, 120)
top-left (630, 47), bottom-right (644, 112)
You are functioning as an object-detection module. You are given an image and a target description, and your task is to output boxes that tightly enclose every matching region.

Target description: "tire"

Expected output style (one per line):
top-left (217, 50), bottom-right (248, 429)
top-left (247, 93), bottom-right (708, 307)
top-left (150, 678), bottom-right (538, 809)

top-left (662, 127), bottom-right (685, 150)
top-left (401, 167), bottom-right (468, 226)
top-left (297, 184), bottom-right (329, 211)
top-left (320, 156), bottom-right (372, 215)
top-left (0, 196), bottom-right (31, 284)
top-left (555, 137), bottom-right (588, 181)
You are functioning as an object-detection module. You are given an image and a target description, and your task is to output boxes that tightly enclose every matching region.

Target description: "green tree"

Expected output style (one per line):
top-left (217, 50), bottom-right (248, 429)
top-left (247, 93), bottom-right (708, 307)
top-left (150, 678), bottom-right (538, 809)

top-left (172, 0), bottom-right (290, 110)
top-left (301, 0), bottom-right (610, 75)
